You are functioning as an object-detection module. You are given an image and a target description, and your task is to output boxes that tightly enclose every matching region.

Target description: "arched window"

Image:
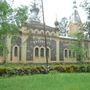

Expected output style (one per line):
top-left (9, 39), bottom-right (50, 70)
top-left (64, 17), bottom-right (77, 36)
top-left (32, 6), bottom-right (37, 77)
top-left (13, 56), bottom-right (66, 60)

top-left (69, 50), bottom-right (71, 57)
top-left (40, 48), bottom-right (44, 57)
top-left (35, 30), bottom-right (38, 34)
top-left (40, 30), bottom-right (44, 35)
top-left (65, 49), bottom-right (68, 57)
top-left (35, 48), bottom-right (39, 57)
top-left (46, 48), bottom-right (49, 57)
top-left (46, 31), bottom-right (49, 36)
top-left (73, 51), bottom-right (75, 57)
top-left (14, 47), bottom-right (18, 56)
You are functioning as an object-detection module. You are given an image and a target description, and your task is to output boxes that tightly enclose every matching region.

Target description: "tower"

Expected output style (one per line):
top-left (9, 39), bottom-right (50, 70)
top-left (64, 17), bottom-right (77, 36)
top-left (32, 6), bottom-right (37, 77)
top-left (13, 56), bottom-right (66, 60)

top-left (68, 0), bottom-right (82, 36)
top-left (29, 0), bottom-right (40, 22)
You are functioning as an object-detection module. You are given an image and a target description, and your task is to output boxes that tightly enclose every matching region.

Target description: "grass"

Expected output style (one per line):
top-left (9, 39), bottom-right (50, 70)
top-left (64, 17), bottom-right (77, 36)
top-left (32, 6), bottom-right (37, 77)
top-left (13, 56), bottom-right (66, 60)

top-left (0, 73), bottom-right (90, 90)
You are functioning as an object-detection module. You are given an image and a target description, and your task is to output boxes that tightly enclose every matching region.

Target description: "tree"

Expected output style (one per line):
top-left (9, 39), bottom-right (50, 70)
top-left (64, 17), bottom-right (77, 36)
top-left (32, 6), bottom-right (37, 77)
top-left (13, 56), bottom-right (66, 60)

top-left (0, 0), bottom-right (28, 61)
top-left (58, 17), bottom-right (68, 36)
top-left (69, 0), bottom-right (90, 63)
top-left (70, 29), bottom-right (87, 63)
top-left (80, 0), bottom-right (90, 38)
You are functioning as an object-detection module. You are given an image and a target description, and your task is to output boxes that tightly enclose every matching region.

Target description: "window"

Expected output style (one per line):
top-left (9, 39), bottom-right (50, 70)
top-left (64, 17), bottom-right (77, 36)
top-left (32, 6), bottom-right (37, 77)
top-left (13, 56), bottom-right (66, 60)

top-left (65, 49), bottom-right (68, 57)
top-left (46, 32), bottom-right (49, 36)
top-left (46, 48), bottom-right (49, 57)
top-left (86, 51), bottom-right (87, 58)
top-left (14, 47), bottom-right (18, 56)
top-left (69, 50), bottom-right (71, 57)
top-left (35, 48), bottom-right (39, 57)
top-left (73, 51), bottom-right (75, 57)
top-left (41, 31), bottom-right (44, 35)
top-left (40, 48), bottom-right (44, 57)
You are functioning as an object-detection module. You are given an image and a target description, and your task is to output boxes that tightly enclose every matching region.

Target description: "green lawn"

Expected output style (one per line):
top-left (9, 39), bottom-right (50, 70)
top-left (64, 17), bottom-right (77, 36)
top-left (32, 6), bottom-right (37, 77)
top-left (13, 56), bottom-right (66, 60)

top-left (0, 73), bottom-right (90, 90)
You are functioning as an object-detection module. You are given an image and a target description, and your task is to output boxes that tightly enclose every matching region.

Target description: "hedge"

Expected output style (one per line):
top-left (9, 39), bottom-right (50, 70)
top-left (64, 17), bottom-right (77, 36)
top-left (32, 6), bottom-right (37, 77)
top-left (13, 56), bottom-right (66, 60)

top-left (0, 64), bottom-right (90, 77)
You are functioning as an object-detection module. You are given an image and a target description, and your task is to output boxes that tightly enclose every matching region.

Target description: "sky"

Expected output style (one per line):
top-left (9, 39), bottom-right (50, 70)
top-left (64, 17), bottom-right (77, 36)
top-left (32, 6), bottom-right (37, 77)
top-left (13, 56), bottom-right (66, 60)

top-left (8, 0), bottom-right (87, 26)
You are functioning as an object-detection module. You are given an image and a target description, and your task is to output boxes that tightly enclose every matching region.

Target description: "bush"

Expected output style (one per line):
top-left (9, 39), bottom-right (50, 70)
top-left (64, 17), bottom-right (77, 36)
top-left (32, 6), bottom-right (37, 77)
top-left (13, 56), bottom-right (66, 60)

top-left (66, 66), bottom-right (79, 73)
top-left (51, 65), bottom-right (89, 73)
top-left (31, 67), bottom-right (40, 74)
top-left (39, 65), bottom-right (49, 74)
top-left (0, 68), bottom-right (32, 77)
top-left (0, 68), bottom-right (7, 76)
top-left (14, 68), bottom-right (31, 75)
top-left (87, 66), bottom-right (90, 72)
top-left (78, 66), bottom-right (87, 72)
top-left (31, 66), bottom-right (49, 74)
top-left (66, 66), bottom-right (73, 73)
top-left (53, 66), bottom-right (66, 72)
top-left (6, 69), bottom-right (17, 76)
top-left (0, 64), bottom-right (90, 77)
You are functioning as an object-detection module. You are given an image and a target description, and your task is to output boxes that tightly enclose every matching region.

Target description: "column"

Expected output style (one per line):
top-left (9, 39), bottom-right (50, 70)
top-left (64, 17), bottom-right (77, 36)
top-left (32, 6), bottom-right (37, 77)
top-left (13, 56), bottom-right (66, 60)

top-left (6, 35), bottom-right (11, 63)
top-left (21, 35), bottom-right (27, 63)
top-left (56, 39), bottom-right (60, 62)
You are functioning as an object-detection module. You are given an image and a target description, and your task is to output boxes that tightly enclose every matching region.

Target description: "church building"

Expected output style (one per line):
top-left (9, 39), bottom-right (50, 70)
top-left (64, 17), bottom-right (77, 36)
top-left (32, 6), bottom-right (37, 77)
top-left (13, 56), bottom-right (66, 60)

top-left (0, 0), bottom-right (90, 63)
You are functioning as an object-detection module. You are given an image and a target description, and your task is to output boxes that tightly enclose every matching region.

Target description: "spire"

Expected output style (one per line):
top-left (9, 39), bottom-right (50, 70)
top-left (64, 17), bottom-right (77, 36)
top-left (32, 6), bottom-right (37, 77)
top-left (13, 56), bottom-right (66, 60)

top-left (70, 0), bottom-right (81, 23)
top-left (73, 0), bottom-right (77, 9)
top-left (29, 0), bottom-right (40, 22)
top-left (68, 0), bottom-right (82, 37)
top-left (54, 16), bottom-right (59, 27)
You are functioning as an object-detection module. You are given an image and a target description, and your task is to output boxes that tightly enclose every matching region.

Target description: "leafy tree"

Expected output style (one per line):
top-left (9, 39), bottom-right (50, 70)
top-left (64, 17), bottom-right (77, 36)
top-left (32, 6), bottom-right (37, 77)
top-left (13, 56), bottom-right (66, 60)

top-left (58, 17), bottom-right (68, 36)
top-left (80, 0), bottom-right (90, 38)
top-left (70, 30), bottom-right (87, 62)
top-left (69, 0), bottom-right (90, 63)
top-left (0, 0), bottom-right (28, 61)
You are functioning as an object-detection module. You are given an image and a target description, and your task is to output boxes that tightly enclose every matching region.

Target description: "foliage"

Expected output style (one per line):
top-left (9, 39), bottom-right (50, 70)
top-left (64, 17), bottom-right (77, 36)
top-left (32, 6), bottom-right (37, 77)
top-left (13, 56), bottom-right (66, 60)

top-left (0, 0), bottom-right (28, 58)
top-left (0, 64), bottom-right (90, 77)
top-left (69, 30), bottom-right (87, 62)
top-left (80, 0), bottom-right (90, 11)
top-left (80, 0), bottom-right (90, 38)
top-left (58, 17), bottom-right (68, 36)
top-left (14, 6), bottom-right (28, 27)
top-left (52, 64), bottom-right (89, 73)
top-left (70, 43), bottom-right (87, 62)
top-left (0, 64), bottom-right (49, 76)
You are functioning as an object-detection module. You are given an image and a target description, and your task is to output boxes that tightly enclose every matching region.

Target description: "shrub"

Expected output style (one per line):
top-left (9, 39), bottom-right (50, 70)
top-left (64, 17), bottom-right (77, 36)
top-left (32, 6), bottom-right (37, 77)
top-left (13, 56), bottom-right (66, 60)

top-left (31, 66), bottom-right (49, 74)
top-left (66, 66), bottom-right (74, 73)
top-left (0, 68), bottom-right (7, 76)
top-left (15, 68), bottom-right (31, 75)
top-left (22, 68), bottom-right (31, 75)
top-left (66, 66), bottom-right (79, 73)
top-left (0, 64), bottom-right (90, 77)
top-left (54, 66), bottom-right (66, 72)
top-left (6, 69), bottom-right (17, 76)
top-left (31, 67), bottom-right (40, 74)
top-left (87, 66), bottom-right (90, 72)
top-left (78, 66), bottom-right (87, 72)
top-left (39, 65), bottom-right (49, 74)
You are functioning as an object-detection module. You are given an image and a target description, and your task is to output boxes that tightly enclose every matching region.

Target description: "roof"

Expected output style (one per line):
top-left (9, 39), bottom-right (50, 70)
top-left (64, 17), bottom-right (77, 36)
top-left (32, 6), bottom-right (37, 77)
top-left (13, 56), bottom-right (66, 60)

top-left (23, 21), bottom-right (59, 32)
